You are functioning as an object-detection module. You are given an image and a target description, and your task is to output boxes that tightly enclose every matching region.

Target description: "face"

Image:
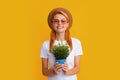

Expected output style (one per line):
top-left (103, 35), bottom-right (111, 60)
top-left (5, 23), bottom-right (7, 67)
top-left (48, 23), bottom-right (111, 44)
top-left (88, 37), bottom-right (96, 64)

top-left (52, 14), bottom-right (69, 33)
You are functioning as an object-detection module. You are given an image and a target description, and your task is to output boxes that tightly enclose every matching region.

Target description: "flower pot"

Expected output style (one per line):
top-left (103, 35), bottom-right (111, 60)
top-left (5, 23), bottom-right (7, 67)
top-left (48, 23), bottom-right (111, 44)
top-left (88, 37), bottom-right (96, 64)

top-left (56, 59), bottom-right (66, 64)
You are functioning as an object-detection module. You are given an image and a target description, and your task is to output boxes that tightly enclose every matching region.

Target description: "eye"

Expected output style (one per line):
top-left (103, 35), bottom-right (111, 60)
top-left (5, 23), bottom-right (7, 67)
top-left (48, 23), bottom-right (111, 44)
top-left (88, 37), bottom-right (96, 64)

top-left (61, 20), bottom-right (66, 23)
top-left (52, 19), bottom-right (59, 23)
top-left (52, 19), bottom-right (67, 24)
top-left (61, 20), bottom-right (67, 24)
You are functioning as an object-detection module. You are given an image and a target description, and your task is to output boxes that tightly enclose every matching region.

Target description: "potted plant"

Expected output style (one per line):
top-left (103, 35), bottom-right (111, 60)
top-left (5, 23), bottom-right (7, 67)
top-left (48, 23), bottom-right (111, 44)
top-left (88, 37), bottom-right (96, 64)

top-left (50, 41), bottom-right (70, 64)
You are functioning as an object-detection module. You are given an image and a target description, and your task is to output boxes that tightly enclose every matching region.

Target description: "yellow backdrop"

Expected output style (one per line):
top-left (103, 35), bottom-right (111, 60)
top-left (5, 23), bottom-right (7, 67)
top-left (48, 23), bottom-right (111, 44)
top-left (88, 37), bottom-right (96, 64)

top-left (0, 0), bottom-right (120, 80)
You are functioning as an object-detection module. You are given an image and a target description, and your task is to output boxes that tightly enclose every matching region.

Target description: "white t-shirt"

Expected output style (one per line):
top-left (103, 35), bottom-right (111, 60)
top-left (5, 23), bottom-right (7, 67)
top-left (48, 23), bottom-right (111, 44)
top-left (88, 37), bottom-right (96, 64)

top-left (40, 37), bottom-right (83, 80)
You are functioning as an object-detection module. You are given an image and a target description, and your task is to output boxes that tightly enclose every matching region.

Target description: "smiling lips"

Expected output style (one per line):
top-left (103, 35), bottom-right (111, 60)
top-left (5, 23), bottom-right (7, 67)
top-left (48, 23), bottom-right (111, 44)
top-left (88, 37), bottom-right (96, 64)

top-left (57, 26), bottom-right (64, 29)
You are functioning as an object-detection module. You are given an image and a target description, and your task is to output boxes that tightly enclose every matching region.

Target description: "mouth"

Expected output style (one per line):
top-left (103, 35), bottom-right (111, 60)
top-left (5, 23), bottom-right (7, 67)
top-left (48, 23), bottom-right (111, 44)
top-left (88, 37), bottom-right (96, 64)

top-left (57, 26), bottom-right (64, 29)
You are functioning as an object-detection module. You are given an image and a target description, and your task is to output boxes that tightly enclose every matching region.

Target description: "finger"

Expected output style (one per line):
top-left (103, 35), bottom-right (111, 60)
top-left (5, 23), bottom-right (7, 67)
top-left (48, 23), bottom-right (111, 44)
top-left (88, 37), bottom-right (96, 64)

top-left (62, 65), bottom-right (68, 70)
top-left (54, 62), bottom-right (59, 66)
top-left (63, 62), bottom-right (68, 66)
top-left (62, 64), bottom-right (68, 68)
top-left (54, 69), bottom-right (60, 74)
top-left (54, 66), bottom-right (61, 71)
top-left (55, 62), bottom-right (62, 66)
top-left (63, 64), bottom-right (68, 67)
top-left (65, 62), bottom-right (67, 64)
top-left (54, 64), bottom-right (59, 68)
top-left (62, 68), bottom-right (68, 72)
top-left (62, 66), bottom-right (68, 70)
top-left (58, 64), bottom-right (62, 67)
top-left (64, 62), bottom-right (68, 65)
top-left (56, 66), bottom-right (62, 70)
top-left (54, 64), bottom-right (62, 70)
top-left (54, 62), bottom-right (58, 66)
top-left (54, 63), bottom-right (61, 68)
top-left (63, 64), bottom-right (68, 66)
top-left (55, 62), bottom-right (59, 65)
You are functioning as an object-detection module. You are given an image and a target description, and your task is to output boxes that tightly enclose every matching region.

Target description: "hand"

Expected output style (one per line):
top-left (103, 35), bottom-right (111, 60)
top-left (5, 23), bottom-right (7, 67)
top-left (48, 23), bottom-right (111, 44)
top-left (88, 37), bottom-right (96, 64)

top-left (53, 62), bottom-right (62, 75)
top-left (62, 62), bottom-right (69, 74)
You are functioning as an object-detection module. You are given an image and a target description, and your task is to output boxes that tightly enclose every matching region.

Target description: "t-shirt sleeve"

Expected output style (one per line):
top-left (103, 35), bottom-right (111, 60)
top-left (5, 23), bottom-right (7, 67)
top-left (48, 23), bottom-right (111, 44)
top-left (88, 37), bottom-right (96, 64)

top-left (74, 39), bottom-right (83, 56)
top-left (40, 42), bottom-right (48, 58)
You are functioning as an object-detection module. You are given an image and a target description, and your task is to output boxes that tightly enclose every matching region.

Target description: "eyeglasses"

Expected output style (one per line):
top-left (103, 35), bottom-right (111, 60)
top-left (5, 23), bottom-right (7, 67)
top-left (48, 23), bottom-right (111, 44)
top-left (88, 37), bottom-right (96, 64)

top-left (52, 19), bottom-right (68, 24)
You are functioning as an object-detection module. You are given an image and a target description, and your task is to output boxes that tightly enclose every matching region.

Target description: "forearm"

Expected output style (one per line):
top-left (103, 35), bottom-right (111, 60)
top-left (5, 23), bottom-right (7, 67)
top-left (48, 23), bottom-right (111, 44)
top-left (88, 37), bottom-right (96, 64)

top-left (42, 68), bottom-right (56, 77)
top-left (65, 66), bottom-right (80, 75)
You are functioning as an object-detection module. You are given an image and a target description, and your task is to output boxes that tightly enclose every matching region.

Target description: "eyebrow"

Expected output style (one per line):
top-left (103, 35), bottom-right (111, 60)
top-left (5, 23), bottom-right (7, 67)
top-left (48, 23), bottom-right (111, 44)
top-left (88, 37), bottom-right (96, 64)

top-left (53, 18), bottom-right (67, 20)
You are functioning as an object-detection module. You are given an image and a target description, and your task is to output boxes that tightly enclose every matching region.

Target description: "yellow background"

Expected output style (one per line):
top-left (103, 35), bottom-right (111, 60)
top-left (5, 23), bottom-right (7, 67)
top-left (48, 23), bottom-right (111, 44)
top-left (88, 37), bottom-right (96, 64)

top-left (0, 0), bottom-right (120, 80)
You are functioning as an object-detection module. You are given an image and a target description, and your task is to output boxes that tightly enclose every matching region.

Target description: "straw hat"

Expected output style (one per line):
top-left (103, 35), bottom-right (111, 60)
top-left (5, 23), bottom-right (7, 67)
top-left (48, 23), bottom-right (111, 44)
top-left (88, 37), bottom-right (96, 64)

top-left (47, 7), bottom-right (73, 29)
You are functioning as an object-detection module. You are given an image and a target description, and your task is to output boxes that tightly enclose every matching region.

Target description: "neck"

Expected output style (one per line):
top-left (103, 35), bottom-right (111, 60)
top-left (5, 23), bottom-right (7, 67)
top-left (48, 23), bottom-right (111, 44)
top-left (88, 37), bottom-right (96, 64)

top-left (55, 32), bottom-right (65, 41)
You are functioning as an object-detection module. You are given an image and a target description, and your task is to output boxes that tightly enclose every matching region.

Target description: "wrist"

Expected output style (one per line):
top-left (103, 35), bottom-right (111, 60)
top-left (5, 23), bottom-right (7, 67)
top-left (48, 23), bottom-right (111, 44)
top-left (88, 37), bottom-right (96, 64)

top-left (52, 69), bottom-right (57, 75)
top-left (64, 69), bottom-right (69, 75)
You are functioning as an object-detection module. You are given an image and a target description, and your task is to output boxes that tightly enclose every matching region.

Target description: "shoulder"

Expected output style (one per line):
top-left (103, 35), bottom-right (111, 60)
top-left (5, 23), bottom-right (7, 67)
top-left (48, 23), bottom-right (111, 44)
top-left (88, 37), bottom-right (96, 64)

top-left (42, 40), bottom-right (50, 45)
top-left (41, 40), bottom-right (50, 48)
top-left (71, 37), bottom-right (82, 44)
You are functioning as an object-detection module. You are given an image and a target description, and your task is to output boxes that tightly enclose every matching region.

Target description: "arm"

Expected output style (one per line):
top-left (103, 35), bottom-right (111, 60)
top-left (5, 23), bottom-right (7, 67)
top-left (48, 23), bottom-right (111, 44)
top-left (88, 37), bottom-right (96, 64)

top-left (62, 55), bottom-right (80, 75)
top-left (42, 58), bottom-right (61, 77)
top-left (42, 58), bottom-right (56, 77)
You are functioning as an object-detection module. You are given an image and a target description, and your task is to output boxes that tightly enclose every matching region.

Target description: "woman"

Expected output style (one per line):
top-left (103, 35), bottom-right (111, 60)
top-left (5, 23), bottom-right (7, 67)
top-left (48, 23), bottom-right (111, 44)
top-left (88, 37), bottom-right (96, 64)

top-left (40, 7), bottom-right (83, 80)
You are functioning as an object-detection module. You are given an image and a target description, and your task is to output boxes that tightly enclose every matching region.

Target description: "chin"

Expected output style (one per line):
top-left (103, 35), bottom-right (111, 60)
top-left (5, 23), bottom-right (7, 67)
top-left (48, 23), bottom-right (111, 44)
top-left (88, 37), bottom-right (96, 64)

top-left (56, 30), bottom-right (65, 33)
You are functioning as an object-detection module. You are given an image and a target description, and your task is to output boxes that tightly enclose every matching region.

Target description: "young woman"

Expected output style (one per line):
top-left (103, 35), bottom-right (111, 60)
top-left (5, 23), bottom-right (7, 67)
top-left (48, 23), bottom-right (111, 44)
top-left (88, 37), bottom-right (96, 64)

top-left (40, 7), bottom-right (83, 80)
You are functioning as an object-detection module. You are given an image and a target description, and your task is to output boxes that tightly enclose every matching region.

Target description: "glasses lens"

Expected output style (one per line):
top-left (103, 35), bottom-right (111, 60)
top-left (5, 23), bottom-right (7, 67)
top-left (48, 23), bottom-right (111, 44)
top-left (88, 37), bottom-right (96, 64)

top-left (52, 19), bottom-right (67, 24)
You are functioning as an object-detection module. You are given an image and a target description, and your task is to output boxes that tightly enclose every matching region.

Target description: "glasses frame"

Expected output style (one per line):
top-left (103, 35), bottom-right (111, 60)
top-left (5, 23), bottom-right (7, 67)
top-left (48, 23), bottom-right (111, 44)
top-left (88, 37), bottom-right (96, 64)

top-left (52, 19), bottom-right (68, 24)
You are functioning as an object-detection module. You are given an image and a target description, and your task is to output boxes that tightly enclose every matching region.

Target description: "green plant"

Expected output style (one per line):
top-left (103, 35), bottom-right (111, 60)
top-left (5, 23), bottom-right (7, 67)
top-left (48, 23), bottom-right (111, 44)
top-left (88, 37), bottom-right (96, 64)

top-left (50, 42), bottom-right (70, 60)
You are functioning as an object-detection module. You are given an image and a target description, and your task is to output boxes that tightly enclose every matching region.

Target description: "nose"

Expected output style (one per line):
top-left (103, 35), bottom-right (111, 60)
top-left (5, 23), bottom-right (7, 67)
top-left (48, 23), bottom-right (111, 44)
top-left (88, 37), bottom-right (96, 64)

top-left (58, 21), bottom-right (62, 25)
